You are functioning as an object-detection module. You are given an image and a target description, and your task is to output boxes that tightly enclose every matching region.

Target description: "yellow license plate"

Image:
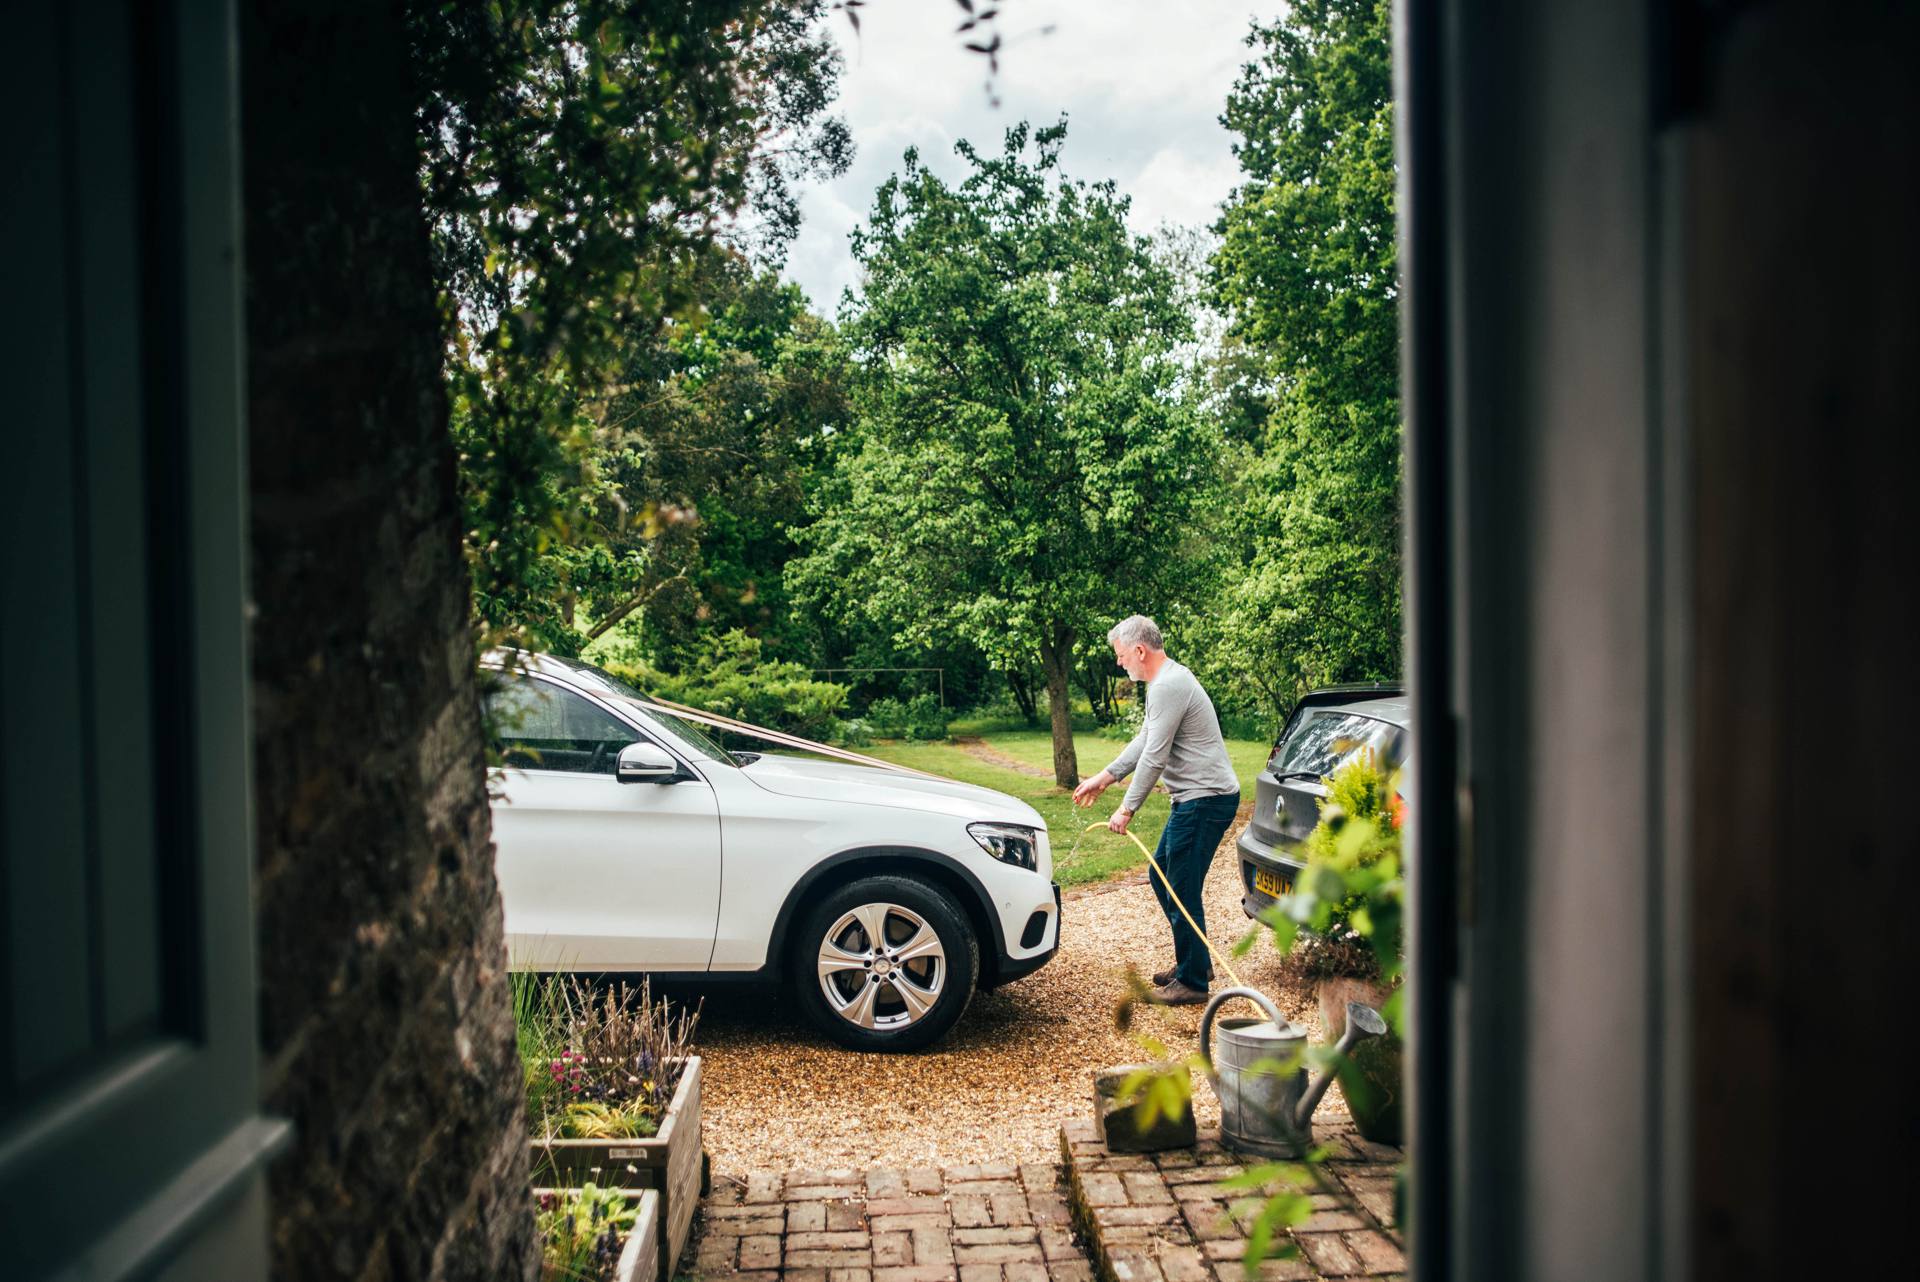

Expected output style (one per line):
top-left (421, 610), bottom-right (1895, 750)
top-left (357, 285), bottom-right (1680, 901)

top-left (1253, 867), bottom-right (1292, 897)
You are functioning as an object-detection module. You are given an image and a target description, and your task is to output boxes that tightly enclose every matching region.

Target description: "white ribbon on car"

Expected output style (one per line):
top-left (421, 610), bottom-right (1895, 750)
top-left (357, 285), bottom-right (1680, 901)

top-left (647, 694), bottom-right (953, 783)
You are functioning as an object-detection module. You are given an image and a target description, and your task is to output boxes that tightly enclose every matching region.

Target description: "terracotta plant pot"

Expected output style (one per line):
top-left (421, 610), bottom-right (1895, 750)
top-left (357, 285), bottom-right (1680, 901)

top-left (530, 1056), bottom-right (702, 1281)
top-left (1315, 978), bottom-right (1402, 1145)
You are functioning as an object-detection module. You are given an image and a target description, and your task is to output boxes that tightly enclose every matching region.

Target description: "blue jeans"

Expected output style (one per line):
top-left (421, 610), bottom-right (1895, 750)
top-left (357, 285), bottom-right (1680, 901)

top-left (1148, 790), bottom-right (1241, 991)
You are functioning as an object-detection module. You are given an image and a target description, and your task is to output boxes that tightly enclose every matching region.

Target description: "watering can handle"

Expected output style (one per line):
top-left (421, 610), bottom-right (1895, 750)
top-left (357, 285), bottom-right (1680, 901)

top-left (1199, 986), bottom-right (1289, 1067)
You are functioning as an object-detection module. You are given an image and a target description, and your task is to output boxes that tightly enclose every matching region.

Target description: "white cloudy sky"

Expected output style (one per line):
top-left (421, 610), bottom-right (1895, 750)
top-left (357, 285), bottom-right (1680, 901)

top-left (780, 0), bottom-right (1291, 313)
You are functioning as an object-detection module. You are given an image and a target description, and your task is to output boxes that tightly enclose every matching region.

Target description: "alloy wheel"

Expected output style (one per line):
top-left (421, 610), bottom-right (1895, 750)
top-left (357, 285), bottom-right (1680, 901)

top-left (815, 901), bottom-right (947, 1030)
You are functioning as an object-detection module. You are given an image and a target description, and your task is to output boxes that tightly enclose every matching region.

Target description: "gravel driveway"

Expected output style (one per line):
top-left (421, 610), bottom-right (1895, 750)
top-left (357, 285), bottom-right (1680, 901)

top-left (691, 813), bottom-right (1335, 1178)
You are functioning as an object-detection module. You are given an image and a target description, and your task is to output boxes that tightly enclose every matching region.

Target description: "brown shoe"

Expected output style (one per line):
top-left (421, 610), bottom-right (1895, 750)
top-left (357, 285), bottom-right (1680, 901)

top-left (1150, 980), bottom-right (1209, 1007)
top-left (1151, 967), bottom-right (1176, 987)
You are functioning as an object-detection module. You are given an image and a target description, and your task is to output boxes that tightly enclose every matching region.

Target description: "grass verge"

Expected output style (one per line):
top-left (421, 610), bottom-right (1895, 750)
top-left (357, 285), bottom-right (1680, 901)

top-left (862, 729), bottom-right (1269, 888)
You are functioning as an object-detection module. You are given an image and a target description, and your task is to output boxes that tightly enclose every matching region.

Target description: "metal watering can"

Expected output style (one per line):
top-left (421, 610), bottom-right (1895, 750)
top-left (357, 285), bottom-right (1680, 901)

top-left (1200, 986), bottom-right (1387, 1158)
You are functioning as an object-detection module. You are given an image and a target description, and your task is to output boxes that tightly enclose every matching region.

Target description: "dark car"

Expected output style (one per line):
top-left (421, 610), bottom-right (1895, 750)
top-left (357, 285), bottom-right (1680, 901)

top-left (1238, 684), bottom-right (1410, 920)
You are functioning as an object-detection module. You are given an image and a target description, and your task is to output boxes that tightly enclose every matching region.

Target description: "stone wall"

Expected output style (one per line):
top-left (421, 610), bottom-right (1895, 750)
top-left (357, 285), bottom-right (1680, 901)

top-left (239, 2), bottom-right (536, 1277)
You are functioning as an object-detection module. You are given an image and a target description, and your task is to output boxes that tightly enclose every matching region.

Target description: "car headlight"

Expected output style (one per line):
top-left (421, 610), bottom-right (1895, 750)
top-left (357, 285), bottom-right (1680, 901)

top-left (968, 822), bottom-right (1039, 871)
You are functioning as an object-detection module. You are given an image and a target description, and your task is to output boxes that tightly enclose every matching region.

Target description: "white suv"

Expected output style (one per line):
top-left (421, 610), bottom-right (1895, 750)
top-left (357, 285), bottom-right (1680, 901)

top-left (482, 652), bottom-right (1061, 1051)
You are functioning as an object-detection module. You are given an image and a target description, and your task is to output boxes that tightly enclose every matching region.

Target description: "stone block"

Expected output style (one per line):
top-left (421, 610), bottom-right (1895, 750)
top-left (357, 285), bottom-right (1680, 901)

top-left (875, 1268), bottom-right (959, 1282)
top-left (954, 1243), bottom-right (1045, 1265)
top-left (1026, 1193), bottom-right (1072, 1226)
top-left (874, 1214), bottom-right (957, 1234)
top-left (1122, 1174), bottom-right (1175, 1206)
top-left (875, 1233), bottom-right (913, 1267)
top-left (1299, 1208), bottom-right (1365, 1232)
top-left (1020, 1164), bottom-right (1060, 1192)
top-left (829, 1203), bottom-right (870, 1232)
top-left (789, 1202), bottom-right (828, 1233)
top-left (913, 1228), bottom-right (956, 1265)
top-left (1048, 1263), bottom-right (1095, 1282)
top-left (1343, 1230), bottom-right (1405, 1274)
top-left (869, 1170), bottom-right (909, 1198)
top-left (1095, 1205), bottom-right (1180, 1228)
top-left (870, 1197), bottom-right (949, 1218)
top-left (949, 1180), bottom-right (1025, 1198)
top-left (739, 1235), bottom-right (782, 1271)
top-left (789, 1231), bottom-right (874, 1251)
top-left (1293, 1233), bottom-right (1362, 1276)
top-left (1039, 1228), bottom-right (1081, 1262)
top-left (1158, 1245), bottom-right (1211, 1282)
top-left (954, 1227), bottom-right (1039, 1247)
top-left (1004, 1263), bottom-right (1050, 1282)
top-left (904, 1168), bottom-right (947, 1194)
top-left (788, 1248), bottom-right (878, 1269)
top-left (1181, 1203), bottom-right (1239, 1241)
top-left (1107, 1248), bottom-right (1165, 1282)
top-left (1076, 1173), bottom-right (1128, 1208)
top-left (829, 1271), bottom-right (873, 1282)
top-left (952, 1196), bottom-right (994, 1228)
top-left (1093, 1067), bottom-right (1200, 1155)
top-left (988, 1193), bottom-right (1034, 1226)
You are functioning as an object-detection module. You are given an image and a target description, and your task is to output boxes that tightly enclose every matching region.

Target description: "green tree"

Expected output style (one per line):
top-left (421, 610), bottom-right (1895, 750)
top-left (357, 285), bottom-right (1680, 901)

top-left (791, 121), bottom-right (1216, 786)
top-left (409, 0), bottom-right (851, 651)
top-left (1206, 0), bottom-right (1402, 710)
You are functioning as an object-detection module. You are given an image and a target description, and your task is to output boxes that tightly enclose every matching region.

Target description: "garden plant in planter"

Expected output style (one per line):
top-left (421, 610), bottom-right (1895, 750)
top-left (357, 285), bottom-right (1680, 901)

top-left (517, 975), bottom-right (703, 1281)
top-left (1268, 751), bottom-right (1406, 1145)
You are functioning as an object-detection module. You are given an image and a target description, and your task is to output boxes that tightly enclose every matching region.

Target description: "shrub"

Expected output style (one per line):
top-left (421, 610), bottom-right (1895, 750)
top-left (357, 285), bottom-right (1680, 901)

top-left (863, 692), bottom-right (950, 741)
top-left (1270, 750), bottom-right (1405, 987)
top-left (605, 629), bottom-right (847, 742)
top-left (536, 1183), bottom-right (637, 1282)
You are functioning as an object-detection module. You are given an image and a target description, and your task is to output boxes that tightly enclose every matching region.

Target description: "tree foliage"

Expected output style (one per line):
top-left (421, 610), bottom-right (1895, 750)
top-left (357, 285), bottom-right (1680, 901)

top-left (409, 0), bottom-right (851, 650)
top-left (790, 122), bottom-right (1216, 784)
top-left (1204, 0), bottom-right (1402, 711)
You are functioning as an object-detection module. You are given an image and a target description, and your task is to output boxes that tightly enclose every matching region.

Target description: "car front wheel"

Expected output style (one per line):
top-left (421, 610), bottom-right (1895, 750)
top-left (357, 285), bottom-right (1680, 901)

top-left (794, 874), bottom-right (978, 1052)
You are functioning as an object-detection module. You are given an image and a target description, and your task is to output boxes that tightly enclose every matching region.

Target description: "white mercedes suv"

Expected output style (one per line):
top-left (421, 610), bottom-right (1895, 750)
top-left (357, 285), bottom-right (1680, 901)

top-left (482, 651), bottom-right (1061, 1051)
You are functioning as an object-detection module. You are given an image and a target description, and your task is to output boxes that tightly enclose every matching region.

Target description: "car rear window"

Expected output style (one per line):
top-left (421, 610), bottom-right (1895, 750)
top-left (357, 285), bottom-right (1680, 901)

top-left (1274, 710), bottom-right (1406, 779)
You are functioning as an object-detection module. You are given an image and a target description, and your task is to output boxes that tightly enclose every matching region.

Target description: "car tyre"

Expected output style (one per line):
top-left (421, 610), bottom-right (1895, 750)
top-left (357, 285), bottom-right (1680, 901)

top-left (793, 874), bottom-right (979, 1052)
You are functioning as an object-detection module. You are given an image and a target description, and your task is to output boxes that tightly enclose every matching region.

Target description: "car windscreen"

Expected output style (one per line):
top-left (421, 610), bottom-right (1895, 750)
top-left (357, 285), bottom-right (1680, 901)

top-left (1274, 710), bottom-right (1407, 780)
top-left (552, 661), bottom-right (736, 767)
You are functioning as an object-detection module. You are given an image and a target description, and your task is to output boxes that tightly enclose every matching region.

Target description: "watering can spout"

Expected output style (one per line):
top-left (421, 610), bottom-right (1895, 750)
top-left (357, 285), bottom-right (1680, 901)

top-left (1293, 1002), bottom-right (1388, 1132)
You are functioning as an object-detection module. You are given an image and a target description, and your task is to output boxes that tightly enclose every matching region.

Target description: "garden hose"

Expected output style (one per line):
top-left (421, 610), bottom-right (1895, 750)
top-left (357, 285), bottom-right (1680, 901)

top-left (1079, 820), bottom-right (1247, 990)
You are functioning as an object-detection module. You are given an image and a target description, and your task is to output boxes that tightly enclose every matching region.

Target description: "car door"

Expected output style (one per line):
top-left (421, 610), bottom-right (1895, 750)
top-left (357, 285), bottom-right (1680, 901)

top-left (486, 673), bottom-right (722, 970)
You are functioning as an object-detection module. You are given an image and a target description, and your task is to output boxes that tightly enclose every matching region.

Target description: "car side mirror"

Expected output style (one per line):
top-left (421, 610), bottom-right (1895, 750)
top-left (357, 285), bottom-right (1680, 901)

top-left (615, 740), bottom-right (680, 784)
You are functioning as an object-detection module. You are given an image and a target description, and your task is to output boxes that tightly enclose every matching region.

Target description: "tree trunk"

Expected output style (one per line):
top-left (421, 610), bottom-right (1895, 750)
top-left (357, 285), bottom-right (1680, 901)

top-left (1006, 665), bottom-right (1039, 726)
top-left (1038, 630), bottom-right (1080, 788)
top-left (1077, 655), bottom-right (1112, 725)
top-left (241, 2), bottom-right (537, 1277)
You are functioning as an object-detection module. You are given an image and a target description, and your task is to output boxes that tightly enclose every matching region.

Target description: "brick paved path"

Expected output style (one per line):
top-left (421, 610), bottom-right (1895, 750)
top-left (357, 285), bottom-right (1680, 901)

top-left (1059, 1118), bottom-right (1405, 1282)
top-left (692, 1162), bottom-right (1095, 1282)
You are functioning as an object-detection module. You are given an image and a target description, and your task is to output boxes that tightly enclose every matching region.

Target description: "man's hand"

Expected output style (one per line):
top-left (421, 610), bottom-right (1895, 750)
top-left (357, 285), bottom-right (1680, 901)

top-left (1107, 806), bottom-right (1134, 834)
top-left (1072, 769), bottom-right (1115, 808)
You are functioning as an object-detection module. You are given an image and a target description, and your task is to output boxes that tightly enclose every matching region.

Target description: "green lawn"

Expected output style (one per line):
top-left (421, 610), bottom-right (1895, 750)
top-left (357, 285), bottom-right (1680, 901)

top-left (862, 728), bottom-right (1271, 888)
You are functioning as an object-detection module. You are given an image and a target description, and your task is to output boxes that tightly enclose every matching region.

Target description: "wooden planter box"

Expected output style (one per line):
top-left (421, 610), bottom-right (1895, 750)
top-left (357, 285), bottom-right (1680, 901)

top-left (532, 1187), bottom-right (660, 1282)
top-left (614, 1190), bottom-right (660, 1282)
top-left (530, 1055), bottom-right (702, 1281)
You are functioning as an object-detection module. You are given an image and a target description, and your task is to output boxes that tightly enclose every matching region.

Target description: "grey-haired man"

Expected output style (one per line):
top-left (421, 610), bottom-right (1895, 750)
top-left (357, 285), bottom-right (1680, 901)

top-left (1071, 615), bottom-right (1240, 1005)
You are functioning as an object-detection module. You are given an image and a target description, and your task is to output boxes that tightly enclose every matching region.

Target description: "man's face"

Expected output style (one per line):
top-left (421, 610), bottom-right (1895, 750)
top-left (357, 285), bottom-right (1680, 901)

top-left (1113, 641), bottom-right (1147, 681)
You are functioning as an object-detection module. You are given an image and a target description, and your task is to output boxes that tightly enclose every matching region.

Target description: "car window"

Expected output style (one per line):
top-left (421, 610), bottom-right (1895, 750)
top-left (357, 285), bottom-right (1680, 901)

top-left (547, 660), bottom-right (736, 767)
top-left (1275, 710), bottom-right (1407, 779)
top-left (487, 676), bottom-right (641, 775)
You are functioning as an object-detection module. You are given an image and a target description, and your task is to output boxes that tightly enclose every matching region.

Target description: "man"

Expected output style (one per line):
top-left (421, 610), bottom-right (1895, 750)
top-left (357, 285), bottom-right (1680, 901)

top-left (1073, 615), bottom-right (1241, 1005)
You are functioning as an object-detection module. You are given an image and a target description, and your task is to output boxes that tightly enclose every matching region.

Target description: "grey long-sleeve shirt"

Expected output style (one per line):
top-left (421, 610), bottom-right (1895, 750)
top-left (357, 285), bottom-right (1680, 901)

top-left (1103, 660), bottom-right (1240, 812)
